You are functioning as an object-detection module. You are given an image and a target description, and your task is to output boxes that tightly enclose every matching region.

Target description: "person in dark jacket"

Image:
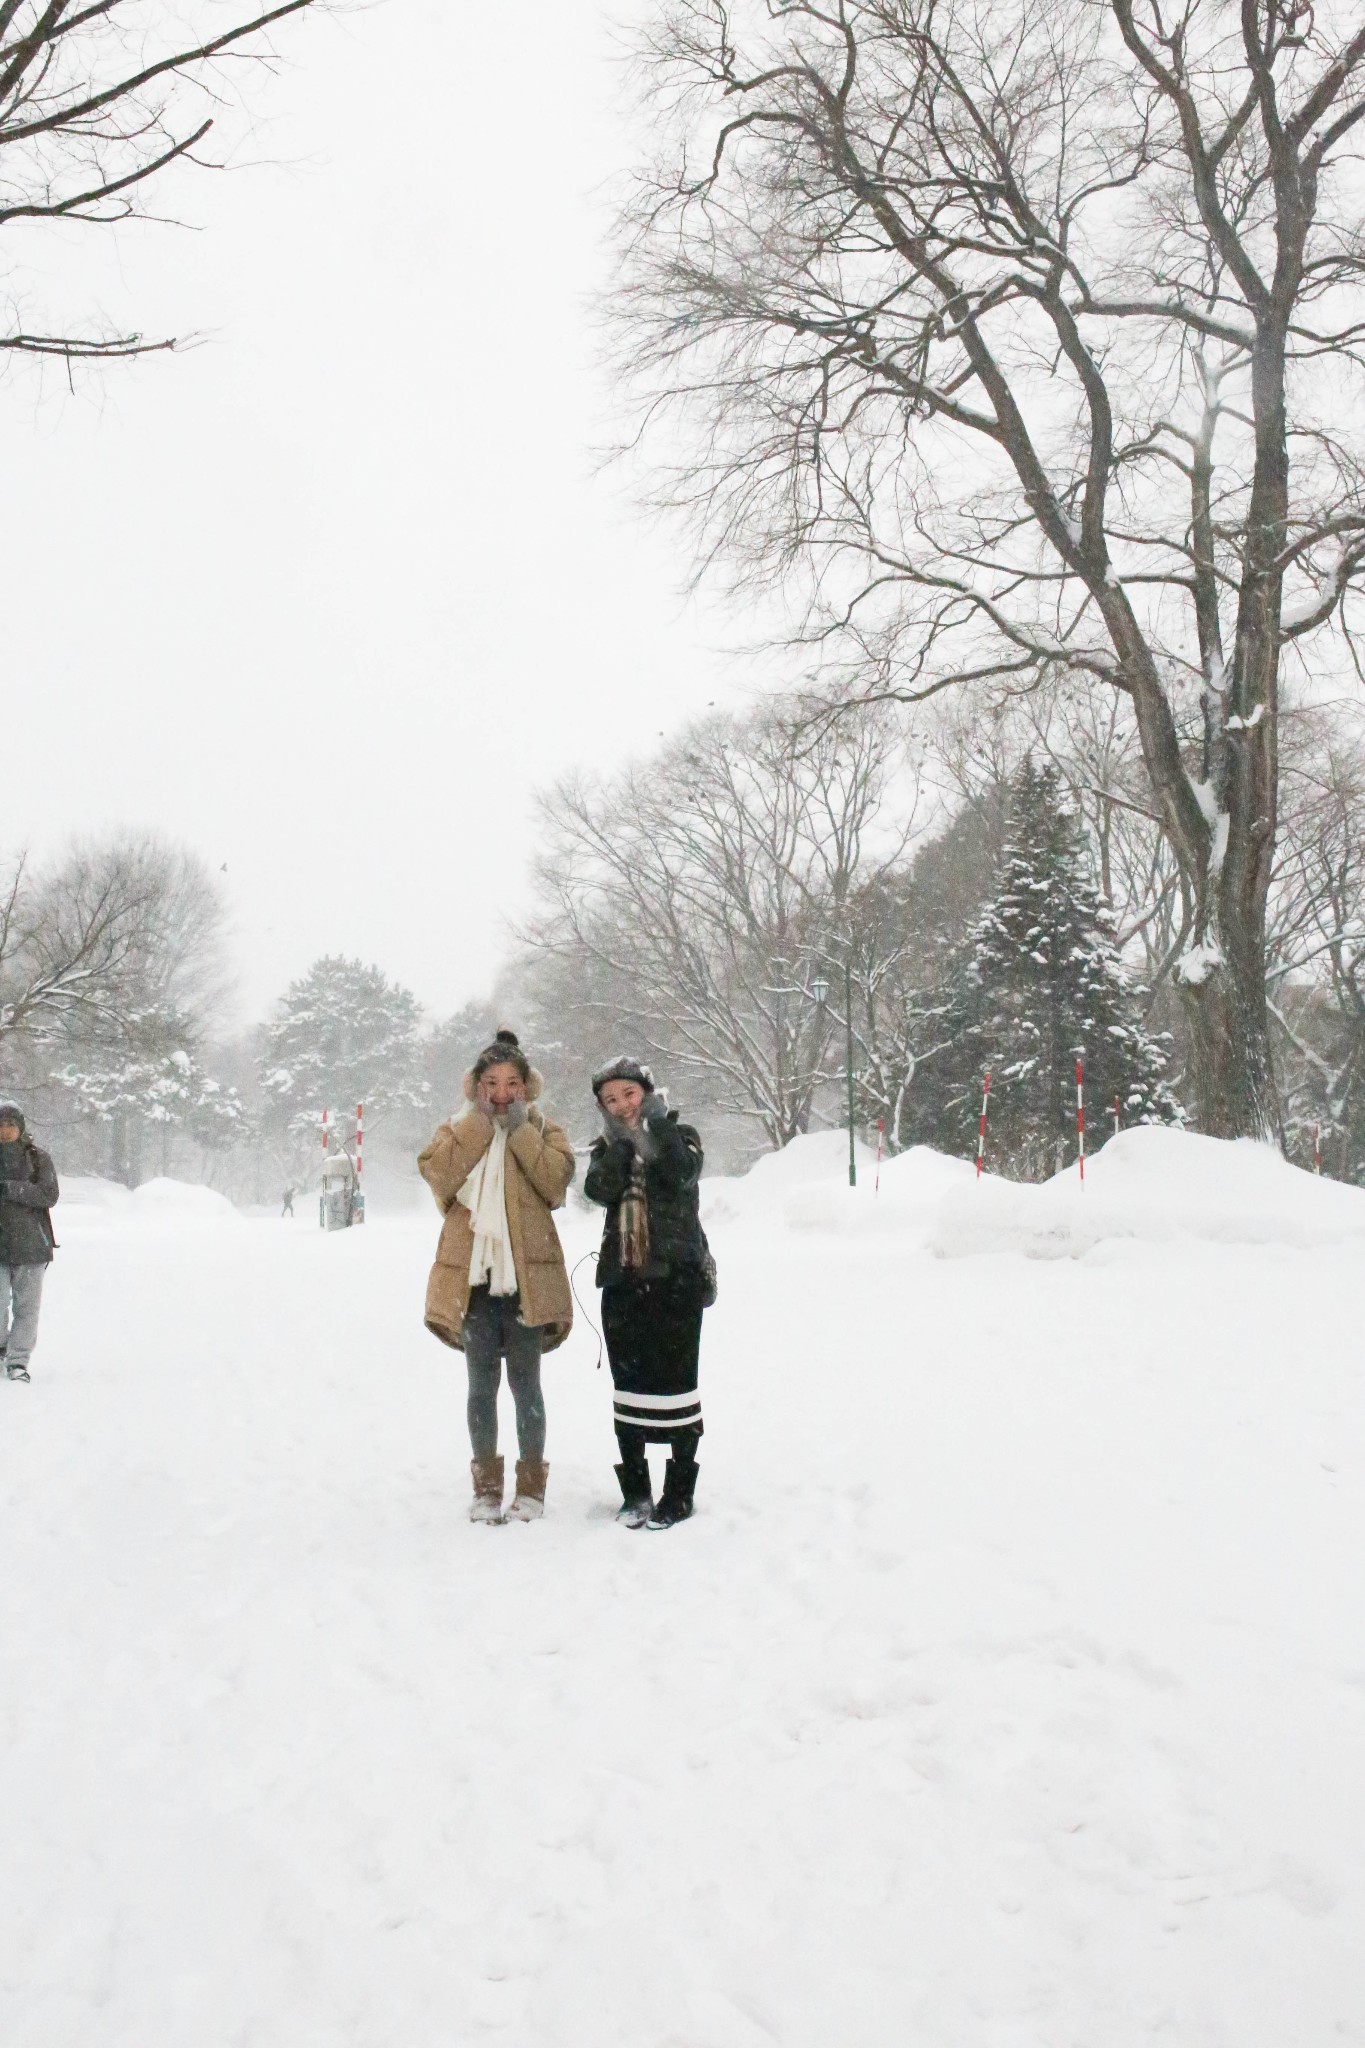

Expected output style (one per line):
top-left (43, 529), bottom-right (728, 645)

top-left (584, 1056), bottom-right (709, 1530)
top-left (0, 1100), bottom-right (59, 1383)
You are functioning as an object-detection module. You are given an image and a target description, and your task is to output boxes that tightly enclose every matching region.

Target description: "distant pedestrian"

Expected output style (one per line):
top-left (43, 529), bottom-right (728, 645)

top-left (418, 1030), bottom-right (575, 1525)
top-left (0, 1100), bottom-right (59, 1384)
top-left (585, 1057), bottom-right (711, 1530)
top-left (281, 1186), bottom-right (296, 1218)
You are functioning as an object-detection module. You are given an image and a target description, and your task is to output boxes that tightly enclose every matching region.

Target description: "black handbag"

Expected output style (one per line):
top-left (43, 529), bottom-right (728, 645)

top-left (698, 1227), bottom-right (718, 1308)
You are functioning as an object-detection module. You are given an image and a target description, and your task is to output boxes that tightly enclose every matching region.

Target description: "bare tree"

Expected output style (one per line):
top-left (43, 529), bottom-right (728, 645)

top-left (0, 0), bottom-right (322, 368)
top-left (523, 695), bottom-right (916, 1144)
top-left (843, 861), bottom-right (960, 1150)
top-left (615, 0), bottom-right (1365, 1139)
top-left (0, 835), bottom-right (170, 1041)
top-left (0, 833), bottom-right (233, 1171)
top-left (1264, 706), bottom-right (1365, 1171)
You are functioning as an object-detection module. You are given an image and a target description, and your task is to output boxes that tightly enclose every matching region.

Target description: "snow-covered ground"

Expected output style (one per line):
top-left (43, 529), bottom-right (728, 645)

top-left (3, 1132), bottom-right (1363, 2046)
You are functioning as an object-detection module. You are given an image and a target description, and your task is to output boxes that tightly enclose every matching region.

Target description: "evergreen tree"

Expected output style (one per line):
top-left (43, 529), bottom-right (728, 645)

top-left (55, 1006), bottom-right (247, 1184)
top-left (258, 957), bottom-right (429, 1144)
top-left (929, 759), bottom-right (1180, 1178)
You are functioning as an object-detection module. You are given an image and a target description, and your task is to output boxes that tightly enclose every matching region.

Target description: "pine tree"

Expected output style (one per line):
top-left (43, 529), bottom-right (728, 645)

top-left (258, 956), bottom-right (428, 1142)
top-left (940, 758), bottom-right (1180, 1178)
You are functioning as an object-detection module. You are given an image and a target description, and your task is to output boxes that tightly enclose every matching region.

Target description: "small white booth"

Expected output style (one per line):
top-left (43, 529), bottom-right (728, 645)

top-left (319, 1149), bottom-right (362, 1231)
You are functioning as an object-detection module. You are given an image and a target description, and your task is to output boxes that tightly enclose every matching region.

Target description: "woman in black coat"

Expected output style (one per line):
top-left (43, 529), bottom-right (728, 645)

top-left (583, 1056), bottom-right (709, 1529)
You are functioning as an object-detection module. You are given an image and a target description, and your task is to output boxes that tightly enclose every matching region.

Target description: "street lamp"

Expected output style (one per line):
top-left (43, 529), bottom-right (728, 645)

top-left (808, 962), bottom-right (858, 1188)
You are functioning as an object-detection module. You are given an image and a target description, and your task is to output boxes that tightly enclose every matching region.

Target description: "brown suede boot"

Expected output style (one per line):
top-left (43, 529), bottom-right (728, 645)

top-left (505, 1457), bottom-right (549, 1521)
top-left (469, 1454), bottom-right (505, 1524)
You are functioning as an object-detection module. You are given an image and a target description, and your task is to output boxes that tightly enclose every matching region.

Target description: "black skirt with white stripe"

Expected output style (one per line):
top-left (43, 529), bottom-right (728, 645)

top-left (602, 1270), bottom-right (705, 1445)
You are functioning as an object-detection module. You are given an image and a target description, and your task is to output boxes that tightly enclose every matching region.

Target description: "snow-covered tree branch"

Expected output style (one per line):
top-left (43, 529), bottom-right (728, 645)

top-left (0, 0), bottom-right (324, 369)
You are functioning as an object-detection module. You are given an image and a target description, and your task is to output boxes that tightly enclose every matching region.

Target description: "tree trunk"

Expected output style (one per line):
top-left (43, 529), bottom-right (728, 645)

top-left (127, 1116), bottom-right (145, 1190)
top-left (1176, 902), bottom-right (1280, 1142)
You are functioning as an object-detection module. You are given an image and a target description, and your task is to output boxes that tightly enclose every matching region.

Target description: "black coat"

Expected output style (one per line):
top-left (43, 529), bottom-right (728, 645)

top-left (584, 1110), bottom-right (705, 1288)
top-left (0, 1138), bottom-right (59, 1267)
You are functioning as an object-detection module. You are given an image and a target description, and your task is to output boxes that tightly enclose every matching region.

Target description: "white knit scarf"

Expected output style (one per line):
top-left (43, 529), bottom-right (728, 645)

top-left (457, 1121), bottom-right (518, 1296)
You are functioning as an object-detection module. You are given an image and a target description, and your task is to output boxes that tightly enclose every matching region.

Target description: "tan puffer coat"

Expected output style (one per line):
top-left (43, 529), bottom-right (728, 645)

top-left (417, 1089), bottom-right (575, 1352)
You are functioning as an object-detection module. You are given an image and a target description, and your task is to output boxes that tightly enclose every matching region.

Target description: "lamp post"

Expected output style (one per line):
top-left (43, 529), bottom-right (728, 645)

top-left (810, 961), bottom-right (858, 1188)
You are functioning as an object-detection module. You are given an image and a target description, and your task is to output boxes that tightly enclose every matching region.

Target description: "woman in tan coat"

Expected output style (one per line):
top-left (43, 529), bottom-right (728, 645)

top-left (417, 1029), bottom-right (575, 1524)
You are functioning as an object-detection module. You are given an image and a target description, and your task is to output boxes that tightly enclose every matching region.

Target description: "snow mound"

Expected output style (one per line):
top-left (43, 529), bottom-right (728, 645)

top-left (702, 1129), bottom-right (878, 1226)
top-left (933, 1125), bottom-right (1365, 1260)
top-left (53, 1175), bottom-right (240, 1232)
top-left (58, 1175), bottom-right (134, 1216)
top-left (702, 1125), bottom-right (1365, 1258)
top-left (702, 1130), bottom-right (974, 1237)
top-left (127, 1178), bottom-right (241, 1226)
top-left (782, 1143), bottom-right (976, 1235)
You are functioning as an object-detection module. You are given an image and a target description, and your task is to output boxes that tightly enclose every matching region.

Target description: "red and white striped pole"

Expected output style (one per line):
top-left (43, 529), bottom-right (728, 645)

top-left (356, 1103), bottom-right (364, 1186)
top-left (976, 1071), bottom-right (991, 1180)
top-left (1314, 1122), bottom-right (1321, 1175)
top-left (1076, 1056), bottom-right (1086, 1185)
top-left (875, 1118), bottom-right (884, 1195)
top-left (321, 1105), bottom-right (329, 1157)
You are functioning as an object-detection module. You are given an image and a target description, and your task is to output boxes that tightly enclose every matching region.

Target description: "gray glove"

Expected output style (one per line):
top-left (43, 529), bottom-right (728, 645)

top-left (603, 1110), bottom-right (655, 1158)
top-left (502, 1099), bottom-right (530, 1133)
top-left (640, 1092), bottom-right (669, 1126)
top-left (601, 1110), bottom-right (640, 1148)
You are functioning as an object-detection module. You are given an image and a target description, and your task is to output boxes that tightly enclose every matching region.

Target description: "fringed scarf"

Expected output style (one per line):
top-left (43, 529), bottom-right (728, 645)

top-left (619, 1148), bottom-right (650, 1273)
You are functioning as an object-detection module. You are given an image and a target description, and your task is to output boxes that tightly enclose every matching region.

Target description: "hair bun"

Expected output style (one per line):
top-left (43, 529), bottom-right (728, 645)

top-left (494, 1027), bottom-right (520, 1048)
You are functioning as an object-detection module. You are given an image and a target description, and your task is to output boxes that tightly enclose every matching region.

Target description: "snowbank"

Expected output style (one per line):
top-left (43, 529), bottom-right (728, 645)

top-left (933, 1125), bottom-right (1365, 1259)
top-left (703, 1124), bottom-right (1365, 1259)
top-left (55, 1175), bottom-right (240, 1230)
top-left (129, 1178), bottom-right (241, 1225)
top-left (782, 1141), bottom-right (976, 1236)
top-left (58, 1174), bottom-right (134, 1217)
top-left (702, 1129), bottom-right (878, 1226)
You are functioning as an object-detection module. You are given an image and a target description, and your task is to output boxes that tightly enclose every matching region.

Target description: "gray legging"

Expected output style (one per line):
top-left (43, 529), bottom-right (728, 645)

top-left (462, 1286), bottom-right (546, 1461)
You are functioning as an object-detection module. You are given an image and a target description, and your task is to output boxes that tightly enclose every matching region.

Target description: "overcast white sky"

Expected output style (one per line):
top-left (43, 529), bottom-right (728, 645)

top-left (1, 0), bottom-right (753, 1026)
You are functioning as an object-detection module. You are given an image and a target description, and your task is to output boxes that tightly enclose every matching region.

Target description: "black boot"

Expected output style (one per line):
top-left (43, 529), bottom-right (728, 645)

top-left (614, 1460), bottom-right (652, 1529)
top-left (647, 1455), bottom-right (698, 1530)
